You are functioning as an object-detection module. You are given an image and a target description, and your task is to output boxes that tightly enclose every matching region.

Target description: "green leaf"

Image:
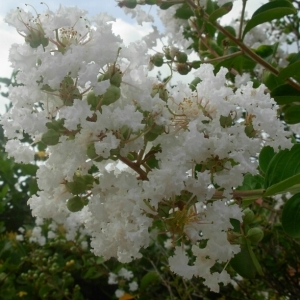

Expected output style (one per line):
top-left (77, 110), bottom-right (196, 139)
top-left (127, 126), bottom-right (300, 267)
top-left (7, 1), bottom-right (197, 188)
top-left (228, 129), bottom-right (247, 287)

top-left (41, 129), bottom-right (60, 146)
top-left (271, 84), bottom-right (300, 105)
top-left (230, 245), bottom-right (257, 279)
top-left (237, 173), bottom-right (265, 191)
top-left (86, 143), bottom-right (104, 162)
top-left (243, 1), bottom-right (296, 39)
top-left (219, 115), bottom-right (233, 128)
top-left (282, 192), bottom-right (300, 238)
top-left (140, 271), bottom-right (160, 290)
top-left (284, 105), bottom-right (300, 124)
top-left (174, 3), bottom-right (194, 19)
top-left (230, 218), bottom-right (241, 232)
top-left (253, 44), bottom-right (277, 59)
top-left (264, 145), bottom-right (300, 196)
top-left (261, 70), bottom-right (285, 91)
top-left (214, 50), bottom-right (256, 74)
top-left (102, 85), bottom-right (121, 106)
top-left (46, 119), bottom-right (65, 131)
top-left (264, 173), bottom-right (300, 197)
top-left (38, 285), bottom-right (52, 298)
top-left (66, 174), bottom-right (92, 195)
top-left (83, 266), bottom-right (102, 279)
top-left (278, 61), bottom-right (300, 81)
top-left (208, 3), bottom-right (232, 22)
top-left (259, 146), bottom-right (275, 174)
top-left (189, 77), bottom-right (201, 91)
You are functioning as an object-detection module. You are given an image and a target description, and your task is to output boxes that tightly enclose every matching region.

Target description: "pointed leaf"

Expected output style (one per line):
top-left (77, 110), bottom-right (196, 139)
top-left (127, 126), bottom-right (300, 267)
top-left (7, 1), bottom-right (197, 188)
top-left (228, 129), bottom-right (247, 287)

top-left (279, 61), bottom-right (300, 81)
top-left (236, 173), bottom-right (264, 191)
top-left (230, 246), bottom-right (257, 279)
top-left (259, 146), bottom-right (275, 174)
top-left (282, 193), bottom-right (300, 238)
top-left (264, 145), bottom-right (300, 196)
top-left (271, 83), bottom-right (300, 105)
top-left (284, 105), bottom-right (300, 124)
top-left (243, 1), bottom-right (296, 39)
top-left (209, 3), bottom-right (233, 22)
top-left (174, 3), bottom-right (194, 19)
top-left (264, 173), bottom-right (300, 197)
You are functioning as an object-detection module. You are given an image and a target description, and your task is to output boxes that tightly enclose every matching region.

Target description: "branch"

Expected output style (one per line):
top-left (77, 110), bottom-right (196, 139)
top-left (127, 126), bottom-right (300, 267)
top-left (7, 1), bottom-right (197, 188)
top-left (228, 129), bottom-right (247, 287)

top-left (118, 155), bottom-right (149, 180)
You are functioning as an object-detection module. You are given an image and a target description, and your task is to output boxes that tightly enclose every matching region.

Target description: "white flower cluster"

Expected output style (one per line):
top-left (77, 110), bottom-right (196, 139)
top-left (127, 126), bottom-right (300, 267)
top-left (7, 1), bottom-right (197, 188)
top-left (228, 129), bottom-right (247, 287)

top-left (2, 5), bottom-right (291, 292)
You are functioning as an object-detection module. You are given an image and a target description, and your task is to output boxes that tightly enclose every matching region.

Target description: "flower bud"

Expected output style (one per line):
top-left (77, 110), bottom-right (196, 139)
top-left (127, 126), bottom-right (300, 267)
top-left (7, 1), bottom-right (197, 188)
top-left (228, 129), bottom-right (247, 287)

top-left (67, 196), bottom-right (85, 212)
top-left (110, 71), bottom-right (122, 87)
top-left (151, 54), bottom-right (164, 67)
top-left (242, 208), bottom-right (255, 225)
top-left (246, 227), bottom-right (264, 244)
top-left (176, 63), bottom-right (191, 75)
top-left (176, 52), bottom-right (188, 63)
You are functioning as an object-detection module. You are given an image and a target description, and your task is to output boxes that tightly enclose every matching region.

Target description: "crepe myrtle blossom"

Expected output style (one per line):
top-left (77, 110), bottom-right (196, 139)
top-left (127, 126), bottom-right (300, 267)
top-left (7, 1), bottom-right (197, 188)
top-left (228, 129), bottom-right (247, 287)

top-left (2, 4), bottom-right (291, 292)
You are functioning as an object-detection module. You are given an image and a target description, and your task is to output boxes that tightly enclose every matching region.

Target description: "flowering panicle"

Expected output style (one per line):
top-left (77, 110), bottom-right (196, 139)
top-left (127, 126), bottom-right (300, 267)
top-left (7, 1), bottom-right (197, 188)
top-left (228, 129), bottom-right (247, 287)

top-left (2, 4), bottom-right (292, 292)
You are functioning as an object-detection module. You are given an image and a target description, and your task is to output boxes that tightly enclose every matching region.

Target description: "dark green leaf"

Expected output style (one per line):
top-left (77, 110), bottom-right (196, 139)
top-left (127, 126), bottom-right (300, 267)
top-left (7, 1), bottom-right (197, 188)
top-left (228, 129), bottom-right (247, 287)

top-left (209, 3), bottom-right (233, 22)
top-left (271, 84), bottom-right (300, 105)
top-left (216, 26), bottom-right (236, 46)
top-left (174, 3), bottom-right (194, 19)
top-left (284, 105), bottom-right (300, 124)
top-left (279, 61), bottom-right (300, 81)
top-left (140, 271), bottom-right (160, 290)
top-left (41, 129), bottom-right (60, 146)
top-left (253, 44), bottom-right (277, 59)
top-left (259, 146), bottom-right (276, 174)
top-left (38, 285), bottom-right (52, 298)
top-left (230, 246), bottom-right (257, 279)
top-left (237, 173), bottom-right (265, 191)
top-left (261, 70), bottom-right (285, 91)
top-left (282, 193), bottom-right (300, 238)
top-left (243, 1), bottom-right (296, 39)
top-left (264, 145), bottom-right (300, 196)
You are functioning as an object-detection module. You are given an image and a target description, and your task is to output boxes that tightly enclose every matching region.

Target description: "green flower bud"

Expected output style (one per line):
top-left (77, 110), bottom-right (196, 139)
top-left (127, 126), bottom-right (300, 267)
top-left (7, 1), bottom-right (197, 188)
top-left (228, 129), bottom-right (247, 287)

top-left (176, 63), bottom-right (191, 75)
top-left (110, 71), bottom-right (122, 87)
top-left (242, 208), bottom-right (255, 225)
top-left (176, 52), bottom-right (188, 63)
top-left (246, 227), bottom-right (264, 244)
top-left (67, 196), bottom-right (85, 212)
top-left (41, 129), bottom-right (60, 146)
top-left (151, 54), bottom-right (164, 67)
